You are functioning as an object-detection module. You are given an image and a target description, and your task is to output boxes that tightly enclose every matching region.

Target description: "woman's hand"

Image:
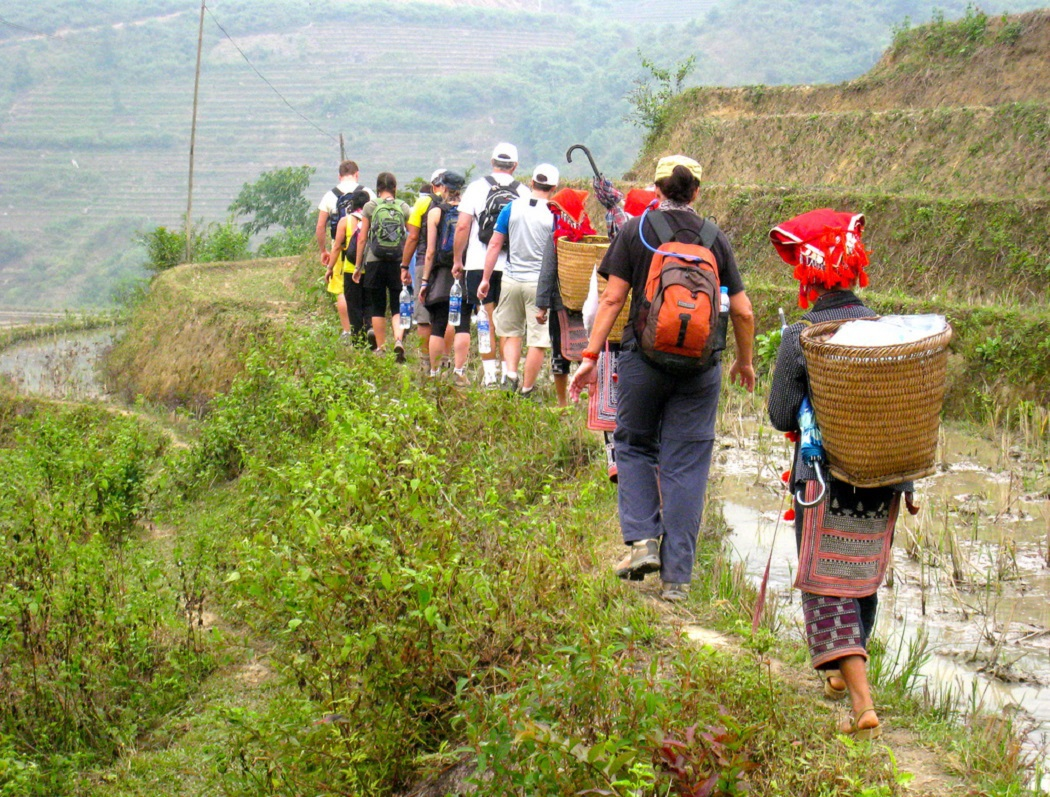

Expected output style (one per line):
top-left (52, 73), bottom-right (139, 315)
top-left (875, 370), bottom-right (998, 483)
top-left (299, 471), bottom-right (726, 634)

top-left (568, 359), bottom-right (597, 403)
top-left (452, 263), bottom-right (463, 280)
top-left (401, 268), bottom-right (412, 287)
top-left (352, 269), bottom-right (362, 284)
top-left (324, 267), bottom-right (334, 284)
top-left (418, 284), bottom-right (428, 303)
top-left (535, 308), bottom-right (548, 325)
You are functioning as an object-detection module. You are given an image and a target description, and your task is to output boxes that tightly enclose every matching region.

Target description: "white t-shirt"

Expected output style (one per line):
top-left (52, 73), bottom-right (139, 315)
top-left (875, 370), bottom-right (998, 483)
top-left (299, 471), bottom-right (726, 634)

top-left (317, 179), bottom-right (375, 214)
top-left (458, 172), bottom-right (530, 273)
top-left (496, 196), bottom-right (554, 283)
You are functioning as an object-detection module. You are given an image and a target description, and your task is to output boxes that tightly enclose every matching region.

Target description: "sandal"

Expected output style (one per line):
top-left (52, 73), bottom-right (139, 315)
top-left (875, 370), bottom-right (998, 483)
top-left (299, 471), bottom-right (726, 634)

top-left (839, 706), bottom-right (882, 740)
top-left (820, 669), bottom-right (847, 701)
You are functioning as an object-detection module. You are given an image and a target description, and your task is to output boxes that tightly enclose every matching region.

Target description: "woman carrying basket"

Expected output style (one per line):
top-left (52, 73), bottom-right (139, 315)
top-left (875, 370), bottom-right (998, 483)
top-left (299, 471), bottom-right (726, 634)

top-left (570, 155), bottom-right (756, 602)
top-left (767, 209), bottom-right (910, 741)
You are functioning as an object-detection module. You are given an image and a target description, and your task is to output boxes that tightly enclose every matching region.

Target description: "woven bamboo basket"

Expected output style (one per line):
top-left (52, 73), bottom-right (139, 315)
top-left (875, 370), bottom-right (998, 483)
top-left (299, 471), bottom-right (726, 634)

top-left (557, 235), bottom-right (609, 311)
top-left (596, 275), bottom-right (632, 343)
top-left (800, 318), bottom-right (953, 488)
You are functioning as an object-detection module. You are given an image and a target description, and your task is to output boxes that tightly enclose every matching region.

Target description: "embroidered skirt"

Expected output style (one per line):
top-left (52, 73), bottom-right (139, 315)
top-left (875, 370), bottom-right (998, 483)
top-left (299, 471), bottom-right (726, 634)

top-left (796, 479), bottom-right (900, 668)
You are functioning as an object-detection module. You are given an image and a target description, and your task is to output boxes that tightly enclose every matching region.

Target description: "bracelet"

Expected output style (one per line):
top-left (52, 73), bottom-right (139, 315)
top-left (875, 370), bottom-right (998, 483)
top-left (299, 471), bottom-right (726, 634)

top-left (400, 265), bottom-right (409, 270)
top-left (421, 280), bottom-right (430, 286)
top-left (581, 350), bottom-right (599, 362)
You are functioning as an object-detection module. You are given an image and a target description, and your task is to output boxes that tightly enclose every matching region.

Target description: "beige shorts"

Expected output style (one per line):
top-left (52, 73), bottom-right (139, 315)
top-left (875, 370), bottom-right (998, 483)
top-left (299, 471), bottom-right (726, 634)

top-left (494, 276), bottom-right (550, 348)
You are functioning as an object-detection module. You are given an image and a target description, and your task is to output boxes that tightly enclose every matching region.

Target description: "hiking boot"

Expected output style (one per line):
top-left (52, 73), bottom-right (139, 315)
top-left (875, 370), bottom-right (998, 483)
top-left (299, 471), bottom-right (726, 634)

top-left (339, 331), bottom-right (353, 345)
top-left (366, 328), bottom-right (378, 351)
top-left (660, 581), bottom-right (690, 603)
top-left (394, 340), bottom-right (406, 364)
top-left (452, 371), bottom-right (470, 388)
top-left (519, 385), bottom-right (541, 402)
top-left (614, 539), bottom-right (661, 581)
top-left (501, 376), bottom-right (519, 393)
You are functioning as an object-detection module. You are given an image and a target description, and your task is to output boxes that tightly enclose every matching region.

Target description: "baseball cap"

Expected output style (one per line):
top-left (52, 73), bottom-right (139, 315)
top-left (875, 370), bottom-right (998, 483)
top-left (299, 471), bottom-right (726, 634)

top-left (436, 171), bottom-right (465, 191)
top-left (430, 168), bottom-right (446, 184)
top-left (654, 154), bottom-right (703, 182)
top-left (491, 142), bottom-right (518, 164)
top-left (532, 163), bottom-right (559, 187)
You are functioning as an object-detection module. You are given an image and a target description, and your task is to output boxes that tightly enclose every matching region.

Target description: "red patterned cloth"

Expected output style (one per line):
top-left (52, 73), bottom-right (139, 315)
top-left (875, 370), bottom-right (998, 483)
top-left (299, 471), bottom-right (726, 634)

top-left (769, 208), bottom-right (870, 308)
top-left (550, 188), bottom-right (596, 243)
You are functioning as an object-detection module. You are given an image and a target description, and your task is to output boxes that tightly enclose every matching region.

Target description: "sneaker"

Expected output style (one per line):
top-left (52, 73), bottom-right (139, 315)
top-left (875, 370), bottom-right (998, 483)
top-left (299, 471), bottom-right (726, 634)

top-left (452, 371), bottom-right (470, 388)
top-left (501, 376), bottom-right (520, 393)
top-left (339, 331), bottom-right (353, 345)
top-left (614, 539), bottom-right (661, 581)
top-left (366, 328), bottom-right (377, 351)
top-left (394, 340), bottom-right (406, 363)
top-left (519, 386), bottom-right (540, 401)
top-left (660, 581), bottom-right (690, 603)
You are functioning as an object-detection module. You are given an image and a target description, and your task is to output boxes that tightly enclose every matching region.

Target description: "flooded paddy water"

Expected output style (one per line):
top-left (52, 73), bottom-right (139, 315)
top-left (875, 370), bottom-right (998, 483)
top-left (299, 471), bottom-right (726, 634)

top-left (715, 394), bottom-right (1050, 750)
top-left (0, 328), bottom-right (118, 400)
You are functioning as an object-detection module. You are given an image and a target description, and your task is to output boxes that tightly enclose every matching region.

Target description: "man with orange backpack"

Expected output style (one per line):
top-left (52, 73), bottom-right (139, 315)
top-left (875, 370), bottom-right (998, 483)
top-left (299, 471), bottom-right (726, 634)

top-left (569, 155), bottom-right (755, 603)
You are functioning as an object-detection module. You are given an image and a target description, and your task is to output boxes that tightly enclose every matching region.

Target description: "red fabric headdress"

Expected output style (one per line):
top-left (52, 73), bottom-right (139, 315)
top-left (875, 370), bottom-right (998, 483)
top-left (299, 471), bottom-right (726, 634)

top-left (623, 188), bottom-right (658, 217)
top-left (550, 188), bottom-right (596, 243)
top-left (769, 208), bottom-right (869, 308)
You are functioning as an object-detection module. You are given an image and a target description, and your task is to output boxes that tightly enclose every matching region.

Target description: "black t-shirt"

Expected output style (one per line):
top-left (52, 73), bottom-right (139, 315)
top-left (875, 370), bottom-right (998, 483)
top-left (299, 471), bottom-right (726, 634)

top-left (598, 210), bottom-right (745, 345)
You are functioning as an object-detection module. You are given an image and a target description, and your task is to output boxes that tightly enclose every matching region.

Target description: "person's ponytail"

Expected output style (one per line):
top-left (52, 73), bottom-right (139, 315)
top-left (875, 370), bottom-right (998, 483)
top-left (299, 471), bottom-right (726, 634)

top-left (654, 165), bottom-right (699, 204)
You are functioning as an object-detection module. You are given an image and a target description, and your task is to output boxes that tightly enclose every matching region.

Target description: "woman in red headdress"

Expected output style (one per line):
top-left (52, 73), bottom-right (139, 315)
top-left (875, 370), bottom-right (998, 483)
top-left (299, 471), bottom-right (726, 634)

top-left (768, 208), bottom-right (906, 741)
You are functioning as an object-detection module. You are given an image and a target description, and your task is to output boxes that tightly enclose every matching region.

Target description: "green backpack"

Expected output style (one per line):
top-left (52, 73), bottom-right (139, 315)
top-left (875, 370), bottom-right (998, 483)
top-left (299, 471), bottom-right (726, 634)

top-left (369, 199), bottom-right (407, 262)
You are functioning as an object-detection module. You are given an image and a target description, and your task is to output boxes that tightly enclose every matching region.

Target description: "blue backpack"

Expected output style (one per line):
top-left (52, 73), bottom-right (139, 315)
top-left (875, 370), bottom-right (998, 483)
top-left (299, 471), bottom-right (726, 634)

top-left (435, 203), bottom-right (460, 267)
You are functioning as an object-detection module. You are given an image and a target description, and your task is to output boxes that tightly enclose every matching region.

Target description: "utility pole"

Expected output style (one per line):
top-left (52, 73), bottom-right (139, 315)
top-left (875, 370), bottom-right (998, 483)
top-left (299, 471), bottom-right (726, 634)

top-left (339, 133), bottom-right (346, 162)
top-left (185, 0), bottom-right (206, 263)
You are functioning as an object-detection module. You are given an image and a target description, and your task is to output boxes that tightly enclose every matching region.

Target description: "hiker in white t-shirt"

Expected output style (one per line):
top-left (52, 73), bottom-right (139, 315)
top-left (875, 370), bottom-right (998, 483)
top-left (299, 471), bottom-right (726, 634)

top-left (452, 143), bottom-right (530, 386)
top-left (477, 164), bottom-right (558, 396)
top-left (316, 160), bottom-right (374, 341)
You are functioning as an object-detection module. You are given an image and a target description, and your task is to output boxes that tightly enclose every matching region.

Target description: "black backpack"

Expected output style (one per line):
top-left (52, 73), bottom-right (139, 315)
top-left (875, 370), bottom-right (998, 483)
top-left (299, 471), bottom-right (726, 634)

top-left (476, 176), bottom-right (521, 246)
top-left (328, 187), bottom-right (356, 240)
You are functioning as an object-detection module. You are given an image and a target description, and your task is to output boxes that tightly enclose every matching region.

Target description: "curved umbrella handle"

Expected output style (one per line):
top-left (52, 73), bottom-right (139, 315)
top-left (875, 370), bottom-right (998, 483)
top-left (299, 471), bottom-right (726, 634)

top-left (794, 462), bottom-right (827, 508)
top-left (566, 144), bottom-right (601, 179)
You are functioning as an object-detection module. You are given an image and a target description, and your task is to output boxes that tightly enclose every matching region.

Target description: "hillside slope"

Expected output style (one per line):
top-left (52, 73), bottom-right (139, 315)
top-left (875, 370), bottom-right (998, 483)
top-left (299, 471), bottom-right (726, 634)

top-left (634, 8), bottom-right (1050, 304)
top-left (1, 0), bottom-right (1046, 310)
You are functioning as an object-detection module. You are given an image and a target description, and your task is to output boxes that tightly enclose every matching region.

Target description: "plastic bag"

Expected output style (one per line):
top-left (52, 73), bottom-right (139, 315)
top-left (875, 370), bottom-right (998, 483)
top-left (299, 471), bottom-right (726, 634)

top-left (582, 267), bottom-right (600, 332)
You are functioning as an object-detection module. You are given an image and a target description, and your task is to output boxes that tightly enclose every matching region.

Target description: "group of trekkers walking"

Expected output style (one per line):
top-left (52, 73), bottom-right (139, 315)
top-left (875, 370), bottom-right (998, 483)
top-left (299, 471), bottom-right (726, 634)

top-left (315, 146), bottom-right (899, 741)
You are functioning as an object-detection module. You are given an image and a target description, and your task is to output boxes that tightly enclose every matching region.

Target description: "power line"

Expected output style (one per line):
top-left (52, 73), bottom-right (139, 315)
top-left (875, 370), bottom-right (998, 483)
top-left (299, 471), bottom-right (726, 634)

top-left (204, 6), bottom-right (338, 145)
top-left (0, 14), bottom-right (69, 41)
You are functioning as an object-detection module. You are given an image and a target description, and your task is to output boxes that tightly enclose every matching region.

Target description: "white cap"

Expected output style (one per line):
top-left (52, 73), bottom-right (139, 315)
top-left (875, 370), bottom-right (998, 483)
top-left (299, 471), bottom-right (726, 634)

top-left (491, 142), bottom-right (518, 164)
top-left (532, 163), bottom-right (559, 187)
top-left (430, 168), bottom-right (446, 184)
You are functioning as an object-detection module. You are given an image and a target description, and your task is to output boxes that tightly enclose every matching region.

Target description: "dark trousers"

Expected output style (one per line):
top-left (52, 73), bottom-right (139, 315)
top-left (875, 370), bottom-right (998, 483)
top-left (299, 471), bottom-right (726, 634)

top-left (613, 349), bottom-right (721, 584)
top-left (343, 270), bottom-right (368, 340)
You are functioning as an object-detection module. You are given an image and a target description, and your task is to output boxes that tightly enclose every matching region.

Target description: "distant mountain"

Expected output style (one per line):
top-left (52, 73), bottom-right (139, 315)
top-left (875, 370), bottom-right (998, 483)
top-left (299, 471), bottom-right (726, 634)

top-left (0, 0), bottom-right (1045, 308)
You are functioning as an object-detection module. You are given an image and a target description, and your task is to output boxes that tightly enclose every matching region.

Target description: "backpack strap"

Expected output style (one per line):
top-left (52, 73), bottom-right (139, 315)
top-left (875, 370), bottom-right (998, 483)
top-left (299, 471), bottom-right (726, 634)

top-left (645, 210), bottom-right (675, 247)
top-left (485, 175), bottom-right (498, 189)
top-left (332, 187), bottom-right (344, 199)
top-left (697, 218), bottom-right (718, 250)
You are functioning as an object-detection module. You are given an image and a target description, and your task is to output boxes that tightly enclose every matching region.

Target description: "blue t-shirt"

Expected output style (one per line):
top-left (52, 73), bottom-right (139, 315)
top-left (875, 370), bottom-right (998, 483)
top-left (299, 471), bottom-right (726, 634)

top-left (494, 203), bottom-right (513, 236)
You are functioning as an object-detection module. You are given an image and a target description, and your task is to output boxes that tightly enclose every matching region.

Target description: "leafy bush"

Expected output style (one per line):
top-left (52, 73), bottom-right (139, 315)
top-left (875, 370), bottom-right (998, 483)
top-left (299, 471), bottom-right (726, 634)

top-left (229, 165), bottom-right (316, 236)
top-left (0, 400), bottom-right (209, 792)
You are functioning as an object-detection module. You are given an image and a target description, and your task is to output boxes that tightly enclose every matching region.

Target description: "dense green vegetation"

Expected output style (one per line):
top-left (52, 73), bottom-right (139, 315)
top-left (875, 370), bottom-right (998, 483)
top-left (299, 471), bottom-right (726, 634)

top-left (0, 398), bottom-right (210, 794)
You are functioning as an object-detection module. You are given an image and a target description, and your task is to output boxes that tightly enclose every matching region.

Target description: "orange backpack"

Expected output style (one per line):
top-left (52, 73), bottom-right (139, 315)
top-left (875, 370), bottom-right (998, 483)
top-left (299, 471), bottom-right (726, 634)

top-left (635, 210), bottom-right (723, 373)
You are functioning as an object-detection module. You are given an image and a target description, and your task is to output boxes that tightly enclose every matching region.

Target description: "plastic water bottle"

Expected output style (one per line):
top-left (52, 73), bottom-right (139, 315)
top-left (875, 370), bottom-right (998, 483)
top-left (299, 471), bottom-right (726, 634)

top-left (712, 285), bottom-right (730, 354)
top-left (399, 285), bottom-right (413, 330)
top-left (476, 305), bottom-right (491, 355)
top-left (449, 280), bottom-right (463, 327)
